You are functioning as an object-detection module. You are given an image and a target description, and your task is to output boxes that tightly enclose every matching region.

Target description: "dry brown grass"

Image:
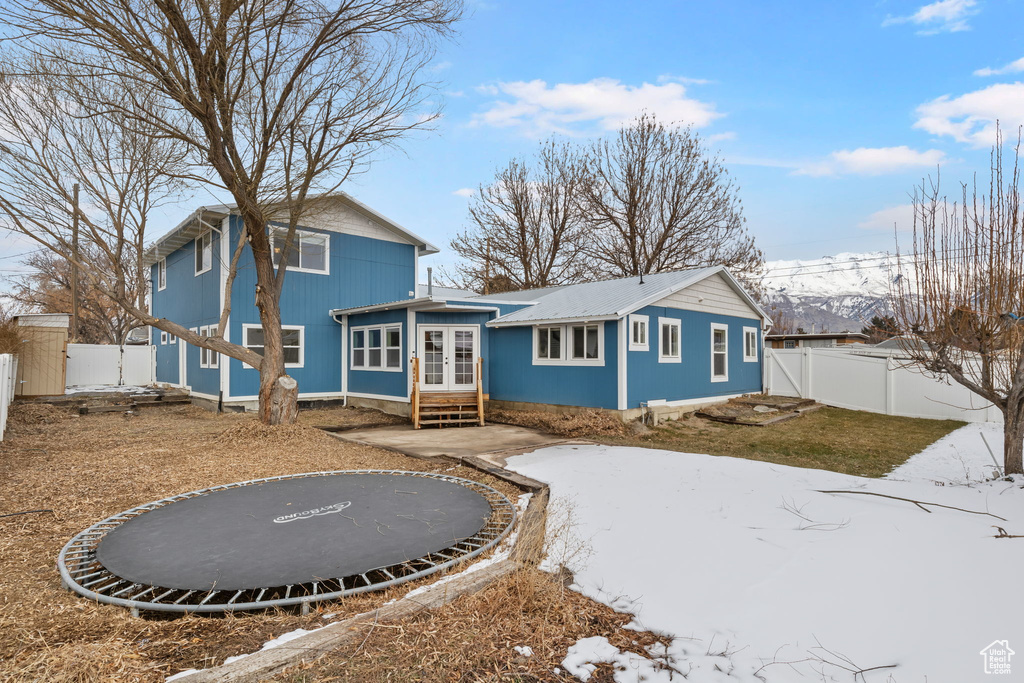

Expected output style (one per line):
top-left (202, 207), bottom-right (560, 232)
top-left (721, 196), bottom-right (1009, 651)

top-left (297, 405), bottom-right (406, 429)
top-left (488, 408), bottom-right (625, 438)
top-left (0, 404), bottom-right (520, 682)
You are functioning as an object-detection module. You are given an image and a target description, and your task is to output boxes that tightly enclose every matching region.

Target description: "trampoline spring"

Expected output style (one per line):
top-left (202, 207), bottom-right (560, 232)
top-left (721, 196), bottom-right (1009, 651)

top-left (94, 580), bottom-right (123, 594)
top-left (172, 590), bottom-right (195, 605)
top-left (360, 573), bottom-right (371, 586)
top-left (112, 583), bottom-right (142, 598)
top-left (129, 587), bottom-right (156, 601)
top-left (82, 574), bottom-right (115, 588)
top-left (227, 590), bottom-right (244, 604)
top-left (74, 570), bottom-right (105, 582)
top-left (284, 585), bottom-right (292, 599)
top-left (255, 589), bottom-right (267, 603)
top-left (153, 589), bottom-right (177, 603)
top-left (199, 591), bottom-right (219, 606)
top-left (379, 568), bottom-right (395, 581)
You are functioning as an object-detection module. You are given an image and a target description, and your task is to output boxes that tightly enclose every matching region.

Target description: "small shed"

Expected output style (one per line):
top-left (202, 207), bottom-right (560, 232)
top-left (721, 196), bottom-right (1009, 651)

top-left (13, 313), bottom-right (70, 397)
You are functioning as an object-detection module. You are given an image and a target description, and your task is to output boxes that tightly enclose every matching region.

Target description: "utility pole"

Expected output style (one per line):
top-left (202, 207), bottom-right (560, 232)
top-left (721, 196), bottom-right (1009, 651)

top-left (71, 183), bottom-right (79, 342)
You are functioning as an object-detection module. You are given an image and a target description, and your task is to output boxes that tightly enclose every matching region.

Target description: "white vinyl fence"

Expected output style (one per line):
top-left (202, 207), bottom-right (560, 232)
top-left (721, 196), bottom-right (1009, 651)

top-left (764, 347), bottom-right (1002, 423)
top-left (65, 344), bottom-right (155, 387)
top-left (1, 354), bottom-right (18, 440)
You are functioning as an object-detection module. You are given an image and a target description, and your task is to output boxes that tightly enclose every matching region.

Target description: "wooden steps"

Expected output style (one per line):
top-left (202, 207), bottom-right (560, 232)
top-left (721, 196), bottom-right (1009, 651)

top-left (410, 358), bottom-right (485, 429)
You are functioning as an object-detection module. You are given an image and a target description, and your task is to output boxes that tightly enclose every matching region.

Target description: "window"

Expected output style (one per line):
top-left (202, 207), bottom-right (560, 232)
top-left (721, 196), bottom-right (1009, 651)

top-left (534, 324), bottom-right (603, 365)
top-left (351, 324), bottom-right (402, 371)
top-left (160, 330), bottom-right (168, 345)
top-left (535, 326), bottom-right (562, 361)
top-left (157, 258), bottom-right (167, 291)
top-left (195, 230), bottom-right (213, 275)
top-left (271, 228), bottom-right (329, 274)
top-left (711, 323), bottom-right (728, 381)
top-left (784, 339), bottom-right (796, 349)
top-left (658, 318), bottom-right (681, 363)
top-left (743, 327), bottom-right (758, 362)
top-left (629, 314), bottom-right (649, 351)
top-left (198, 326), bottom-right (218, 368)
top-left (168, 333), bottom-right (177, 345)
top-left (243, 325), bottom-right (304, 367)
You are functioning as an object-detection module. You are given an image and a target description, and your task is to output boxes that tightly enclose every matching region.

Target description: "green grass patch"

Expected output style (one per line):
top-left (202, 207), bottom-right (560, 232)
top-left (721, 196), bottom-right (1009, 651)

top-left (604, 407), bottom-right (965, 478)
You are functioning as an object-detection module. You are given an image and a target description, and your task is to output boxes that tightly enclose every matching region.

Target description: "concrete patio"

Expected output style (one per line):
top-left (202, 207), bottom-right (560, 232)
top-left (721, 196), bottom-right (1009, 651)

top-left (328, 423), bottom-right (567, 460)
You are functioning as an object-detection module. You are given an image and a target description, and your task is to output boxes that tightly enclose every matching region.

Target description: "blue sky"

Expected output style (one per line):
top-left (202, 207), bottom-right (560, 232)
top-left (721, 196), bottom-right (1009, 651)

top-left (5, 0), bottom-right (1024, 283)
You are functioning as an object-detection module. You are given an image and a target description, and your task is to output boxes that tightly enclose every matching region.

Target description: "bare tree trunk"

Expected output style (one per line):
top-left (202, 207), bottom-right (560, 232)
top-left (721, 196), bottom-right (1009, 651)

top-left (1005, 402), bottom-right (1024, 475)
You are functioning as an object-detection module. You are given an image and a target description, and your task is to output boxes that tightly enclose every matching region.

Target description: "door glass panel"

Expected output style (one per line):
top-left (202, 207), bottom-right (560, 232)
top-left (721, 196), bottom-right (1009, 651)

top-left (423, 330), bottom-right (444, 385)
top-left (454, 330), bottom-right (474, 385)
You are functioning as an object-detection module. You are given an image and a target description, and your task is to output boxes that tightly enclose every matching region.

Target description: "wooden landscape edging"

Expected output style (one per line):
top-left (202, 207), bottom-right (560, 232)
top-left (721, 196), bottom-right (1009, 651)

top-left (172, 461), bottom-right (550, 682)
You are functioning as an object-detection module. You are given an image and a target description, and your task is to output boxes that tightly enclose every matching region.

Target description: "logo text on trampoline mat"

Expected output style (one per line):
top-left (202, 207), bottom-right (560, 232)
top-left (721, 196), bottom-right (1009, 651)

top-left (273, 501), bottom-right (352, 524)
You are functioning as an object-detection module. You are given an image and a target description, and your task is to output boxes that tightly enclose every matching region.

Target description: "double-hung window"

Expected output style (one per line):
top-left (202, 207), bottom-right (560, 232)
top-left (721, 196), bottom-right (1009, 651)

top-left (160, 331), bottom-right (168, 345)
top-left (711, 323), bottom-right (728, 381)
top-left (195, 231), bottom-right (213, 275)
top-left (243, 325), bottom-right (304, 367)
top-left (157, 258), bottom-right (167, 290)
top-left (199, 326), bottom-right (219, 368)
top-left (271, 228), bottom-right (329, 274)
top-left (658, 318), bottom-right (681, 363)
top-left (629, 314), bottom-right (649, 351)
top-left (743, 327), bottom-right (758, 362)
top-left (534, 324), bottom-right (603, 365)
top-left (351, 324), bottom-right (402, 371)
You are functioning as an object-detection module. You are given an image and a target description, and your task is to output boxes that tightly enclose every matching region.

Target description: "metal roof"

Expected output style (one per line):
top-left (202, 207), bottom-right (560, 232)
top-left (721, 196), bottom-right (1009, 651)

top-left (486, 267), bottom-right (769, 327)
top-left (142, 192), bottom-right (439, 267)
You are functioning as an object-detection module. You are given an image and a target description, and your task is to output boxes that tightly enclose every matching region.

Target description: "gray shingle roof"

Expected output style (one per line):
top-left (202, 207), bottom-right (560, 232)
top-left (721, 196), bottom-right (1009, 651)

top-left (486, 267), bottom-right (752, 326)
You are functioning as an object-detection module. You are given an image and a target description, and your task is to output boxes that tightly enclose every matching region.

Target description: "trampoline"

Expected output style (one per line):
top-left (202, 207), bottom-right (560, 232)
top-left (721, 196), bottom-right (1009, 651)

top-left (58, 470), bottom-right (516, 614)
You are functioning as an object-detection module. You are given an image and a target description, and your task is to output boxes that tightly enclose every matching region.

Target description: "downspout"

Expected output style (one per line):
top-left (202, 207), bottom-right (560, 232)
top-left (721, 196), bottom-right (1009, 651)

top-left (331, 311), bottom-right (348, 406)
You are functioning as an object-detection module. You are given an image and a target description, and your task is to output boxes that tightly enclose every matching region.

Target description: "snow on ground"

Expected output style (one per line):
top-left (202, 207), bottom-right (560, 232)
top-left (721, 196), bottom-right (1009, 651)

top-left (64, 384), bottom-right (154, 394)
top-left (887, 422), bottom-right (1006, 484)
top-left (506, 429), bottom-right (1024, 682)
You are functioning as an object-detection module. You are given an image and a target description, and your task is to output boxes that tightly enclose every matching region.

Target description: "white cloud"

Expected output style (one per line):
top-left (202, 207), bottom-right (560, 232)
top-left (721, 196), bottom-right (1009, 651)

top-left (858, 204), bottom-right (917, 231)
top-left (472, 78), bottom-right (723, 136)
top-left (797, 146), bottom-right (946, 176)
top-left (430, 60), bottom-right (453, 73)
top-left (452, 188), bottom-right (474, 198)
top-left (656, 74), bottom-right (713, 86)
top-left (974, 57), bottom-right (1024, 77)
top-left (707, 131), bottom-right (737, 143)
top-left (914, 83), bottom-right (1024, 147)
top-left (882, 0), bottom-right (977, 34)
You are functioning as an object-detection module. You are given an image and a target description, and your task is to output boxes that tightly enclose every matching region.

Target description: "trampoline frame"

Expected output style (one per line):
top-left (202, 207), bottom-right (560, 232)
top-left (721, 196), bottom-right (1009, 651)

top-left (58, 470), bottom-right (517, 614)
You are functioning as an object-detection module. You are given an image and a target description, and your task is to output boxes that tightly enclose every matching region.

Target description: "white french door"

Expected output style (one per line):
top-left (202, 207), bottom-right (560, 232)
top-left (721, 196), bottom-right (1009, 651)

top-left (418, 325), bottom-right (479, 392)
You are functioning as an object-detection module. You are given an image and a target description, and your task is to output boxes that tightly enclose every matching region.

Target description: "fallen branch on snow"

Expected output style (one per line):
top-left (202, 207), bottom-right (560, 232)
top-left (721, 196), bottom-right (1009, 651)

top-left (993, 526), bottom-right (1024, 538)
top-left (814, 490), bottom-right (1006, 521)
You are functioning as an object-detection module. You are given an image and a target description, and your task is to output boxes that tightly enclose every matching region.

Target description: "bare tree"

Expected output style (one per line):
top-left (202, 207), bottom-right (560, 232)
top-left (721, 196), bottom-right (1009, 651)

top-left (8, 250), bottom-right (142, 345)
top-left (0, 0), bottom-right (461, 424)
top-left (579, 113), bottom-right (763, 288)
top-left (891, 130), bottom-right (1024, 474)
top-left (448, 141), bottom-right (588, 293)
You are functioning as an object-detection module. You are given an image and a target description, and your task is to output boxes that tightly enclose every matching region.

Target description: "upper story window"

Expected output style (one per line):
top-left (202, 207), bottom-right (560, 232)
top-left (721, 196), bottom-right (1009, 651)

top-left (629, 314), bottom-right (649, 351)
top-left (534, 323), bottom-right (604, 365)
top-left (784, 339), bottom-right (796, 349)
top-left (743, 326), bottom-right (758, 362)
top-left (157, 258), bottom-right (167, 291)
top-left (711, 323), bottom-right (728, 382)
top-left (351, 324), bottom-right (402, 371)
top-left (243, 324), bottom-right (304, 367)
top-left (195, 230), bottom-right (213, 275)
top-left (272, 228), bottom-right (329, 275)
top-left (658, 317), bottom-right (681, 363)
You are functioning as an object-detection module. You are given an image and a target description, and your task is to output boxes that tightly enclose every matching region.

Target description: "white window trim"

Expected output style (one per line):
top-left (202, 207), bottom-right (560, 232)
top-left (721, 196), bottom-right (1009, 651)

top-left (628, 314), bottom-right (649, 352)
top-left (743, 326), bottom-right (758, 362)
top-left (241, 323), bottom-right (305, 369)
top-left (157, 258), bottom-right (167, 291)
top-left (532, 323), bottom-right (605, 366)
top-left (195, 230), bottom-right (213, 275)
top-left (658, 317), bottom-right (681, 364)
top-left (271, 227), bottom-right (330, 275)
top-left (350, 323), bottom-right (403, 372)
top-left (168, 333), bottom-right (176, 345)
top-left (160, 330), bottom-right (168, 345)
top-left (711, 323), bottom-right (729, 382)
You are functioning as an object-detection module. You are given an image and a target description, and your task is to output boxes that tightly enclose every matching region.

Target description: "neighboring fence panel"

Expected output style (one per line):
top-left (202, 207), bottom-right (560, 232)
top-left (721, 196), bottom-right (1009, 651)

top-left (65, 344), bottom-right (155, 387)
top-left (1, 354), bottom-right (18, 440)
top-left (765, 347), bottom-right (1001, 423)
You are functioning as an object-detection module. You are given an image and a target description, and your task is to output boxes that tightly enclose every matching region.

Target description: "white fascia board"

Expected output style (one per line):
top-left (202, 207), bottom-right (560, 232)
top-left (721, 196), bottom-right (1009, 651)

top-left (487, 314), bottom-right (620, 328)
top-left (614, 266), bottom-right (772, 325)
top-left (329, 297), bottom-right (434, 317)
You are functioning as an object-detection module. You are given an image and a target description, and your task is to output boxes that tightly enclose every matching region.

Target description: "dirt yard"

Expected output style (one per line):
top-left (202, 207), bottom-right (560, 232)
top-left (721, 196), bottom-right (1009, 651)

top-left (0, 403), bottom-right (525, 682)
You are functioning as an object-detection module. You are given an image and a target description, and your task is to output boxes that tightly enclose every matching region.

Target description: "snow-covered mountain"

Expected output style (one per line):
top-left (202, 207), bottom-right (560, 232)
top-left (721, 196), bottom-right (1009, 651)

top-left (761, 252), bottom-right (905, 333)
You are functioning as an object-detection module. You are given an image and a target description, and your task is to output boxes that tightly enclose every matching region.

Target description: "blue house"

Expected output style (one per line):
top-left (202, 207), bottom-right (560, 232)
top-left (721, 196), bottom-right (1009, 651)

top-left (146, 195), bottom-right (770, 421)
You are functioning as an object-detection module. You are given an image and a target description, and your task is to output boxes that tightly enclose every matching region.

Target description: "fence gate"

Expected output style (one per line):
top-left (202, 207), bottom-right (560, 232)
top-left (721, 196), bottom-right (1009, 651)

top-left (65, 344), bottom-right (156, 387)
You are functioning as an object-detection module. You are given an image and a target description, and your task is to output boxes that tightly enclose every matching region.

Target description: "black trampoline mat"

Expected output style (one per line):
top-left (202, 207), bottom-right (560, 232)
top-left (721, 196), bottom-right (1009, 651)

top-left (95, 473), bottom-right (493, 591)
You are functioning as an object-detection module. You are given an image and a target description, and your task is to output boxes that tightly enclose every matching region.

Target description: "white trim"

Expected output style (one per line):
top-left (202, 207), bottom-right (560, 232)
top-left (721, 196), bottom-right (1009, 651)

top-left (189, 390), bottom-right (220, 401)
top-left (241, 323), bottom-right (305, 369)
top-left (531, 323), bottom-right (605, 366)
top-left (656, 393), bottom-right (745, 408)
top-left (711, 322), bottom-right (729, 382)
top-left (194, 230), bottom-right (213, 275)
top-left (160, 331), bottom-right (168, 345)
top-left (743, 326), bottom-right (758, 363)
top-left (340, 314), bottom-right (349, 396)
top-left (168, 334), bottom-right (176, 345)
top-left (157, 258), bottom-right (167, 291)
top-left (628, 314), bottom-right (649, 352)
top-left (271, 226), bottom-right (330, 275)
top-left (658, 317), bottom-right (681, 363)
top-left (618, 317), bottom-right (628, 410)
top-left (350, 322), bottom-right (403, 372)
top-left (226, 390), bottom-right (352, 402)
top-left (219, 216), bottom-right (231, 399)
top-left (344, 391), bottom-right (411, 404)
top-left (406, 309), bottom-right (416, 398)
top-left (416, 324), bottom-right (481, 392)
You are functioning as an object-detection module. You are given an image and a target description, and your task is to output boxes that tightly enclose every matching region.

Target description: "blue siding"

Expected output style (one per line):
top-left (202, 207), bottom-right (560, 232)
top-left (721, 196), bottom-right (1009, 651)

top-left (488, 320), bottom-right (620, 409)
top-left (415, 311), bottom-right (494, 394)
top-left (626, 306), bottom-right (762, 409)
top-left (227, 217), bottom-right (417, 398)
top-left (346, 309), bottom-right (409, 398)
top-left (151, 230), bottom-right (222, 396)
